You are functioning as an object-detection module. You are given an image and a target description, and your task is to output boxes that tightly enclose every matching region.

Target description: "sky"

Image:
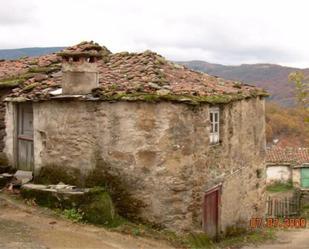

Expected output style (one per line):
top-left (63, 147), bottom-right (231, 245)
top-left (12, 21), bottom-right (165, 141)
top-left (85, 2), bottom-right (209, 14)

top-left (1, 0), bottom-right (309, 68)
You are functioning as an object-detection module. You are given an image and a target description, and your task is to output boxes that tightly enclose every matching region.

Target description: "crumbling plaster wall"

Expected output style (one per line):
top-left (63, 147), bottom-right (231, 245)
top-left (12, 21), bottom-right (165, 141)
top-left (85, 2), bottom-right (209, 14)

top-left (266, 165), bottom-right (292, 184)
top-left (292, 168), bottom-right (301, 188)
top-left (5, 97), bottom-right (266, 232)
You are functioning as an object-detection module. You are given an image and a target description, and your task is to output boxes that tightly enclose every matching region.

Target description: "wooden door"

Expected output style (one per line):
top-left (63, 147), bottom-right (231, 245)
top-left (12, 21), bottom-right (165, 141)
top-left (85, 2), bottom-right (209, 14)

top-left (301, 168), bottom-right (309, 188)
top-left (203, 186), bottom-right (220, 238)
top-left (17, 104), bottom-right (34, 171)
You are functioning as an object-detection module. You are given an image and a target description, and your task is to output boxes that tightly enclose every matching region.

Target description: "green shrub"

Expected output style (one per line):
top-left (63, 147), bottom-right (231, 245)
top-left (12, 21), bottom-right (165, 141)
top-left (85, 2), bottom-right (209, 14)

top-left (63, 208), bottom-right (84, 222)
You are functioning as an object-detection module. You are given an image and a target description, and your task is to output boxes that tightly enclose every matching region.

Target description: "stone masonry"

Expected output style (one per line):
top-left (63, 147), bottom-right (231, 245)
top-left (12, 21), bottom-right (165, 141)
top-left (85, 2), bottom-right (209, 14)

top-left (0, 89), bottom-right (11, 152)
top-left (5, 97), bottom-right (266, 233)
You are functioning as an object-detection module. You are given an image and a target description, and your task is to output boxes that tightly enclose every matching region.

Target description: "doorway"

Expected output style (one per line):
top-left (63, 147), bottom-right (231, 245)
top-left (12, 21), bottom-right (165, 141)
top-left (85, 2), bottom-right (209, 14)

top-left (203, 185), bottom-right (221, 238)
top-left (16, 103), bottom-right (34, 171)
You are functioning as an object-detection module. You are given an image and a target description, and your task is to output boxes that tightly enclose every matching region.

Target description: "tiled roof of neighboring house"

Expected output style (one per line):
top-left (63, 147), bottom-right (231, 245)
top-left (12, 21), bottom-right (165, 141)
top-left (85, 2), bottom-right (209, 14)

top-left (266, 147), bottom-right (309, 165)
top-left (1, 41), bottom-right (268, 104)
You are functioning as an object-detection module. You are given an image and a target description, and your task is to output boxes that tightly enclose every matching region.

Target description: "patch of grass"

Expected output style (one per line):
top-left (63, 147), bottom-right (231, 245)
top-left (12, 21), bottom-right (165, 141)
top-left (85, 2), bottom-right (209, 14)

top-left (266, 181), bottom-right (294, 193)
top-left (186, 233), bottom-right (215, 249)
top-left (111, 222), bottom-right (188, 248)
top-left (216, 229), bottom-right (276, 249)
top-left (63, 208), bottom-right (84, 223)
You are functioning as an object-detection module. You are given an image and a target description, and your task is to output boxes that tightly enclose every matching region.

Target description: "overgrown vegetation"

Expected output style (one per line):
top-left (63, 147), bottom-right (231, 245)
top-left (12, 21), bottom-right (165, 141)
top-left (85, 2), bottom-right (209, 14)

top-left (266, 181), bottom-right (294, 192)
top-left (301, 204), bottom-right (309, 219)
top-left (92, 88), bottom-right (268, 105)
top-left (21, 186), bottom-right (120, 227)
top-left (214, 229), bottom-right (275, 249)
top-left (35, 164), bottom-right (83, 186)
top-left (85, 154), bottom-right (148, 224)
top-left (63, 208), bottom-right (84, 222)
top-left (113, 226), bottom-right (275, 249)
top-left (110, 221), bottom-right (276, 249)
top-left (266, 102), bottom-right (309, 146)
top-left (288, 71), bottom-right (309, 110)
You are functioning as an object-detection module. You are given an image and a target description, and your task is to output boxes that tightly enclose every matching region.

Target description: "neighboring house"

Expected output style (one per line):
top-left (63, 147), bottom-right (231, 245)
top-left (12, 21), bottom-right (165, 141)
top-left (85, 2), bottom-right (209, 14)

top-left (1, 41), bottom-right (268, 236)
top-left (266, 147), bottom-right (309, 189)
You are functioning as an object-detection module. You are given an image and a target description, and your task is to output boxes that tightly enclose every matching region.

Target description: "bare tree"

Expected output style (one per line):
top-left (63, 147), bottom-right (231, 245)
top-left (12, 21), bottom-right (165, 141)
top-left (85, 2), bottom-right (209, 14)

top-left (288, 71), bottom-right (309, 122)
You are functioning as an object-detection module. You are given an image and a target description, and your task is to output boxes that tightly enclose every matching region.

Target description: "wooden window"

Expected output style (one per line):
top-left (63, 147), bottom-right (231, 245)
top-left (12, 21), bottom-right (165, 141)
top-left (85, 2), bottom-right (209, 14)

top-left (209, 107), bottom-right (220, 144)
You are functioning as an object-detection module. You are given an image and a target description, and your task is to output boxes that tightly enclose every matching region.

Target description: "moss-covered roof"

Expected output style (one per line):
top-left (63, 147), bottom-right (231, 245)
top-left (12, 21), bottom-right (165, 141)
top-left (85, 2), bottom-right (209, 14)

top-left (1, 41), bottom-right (268, 104)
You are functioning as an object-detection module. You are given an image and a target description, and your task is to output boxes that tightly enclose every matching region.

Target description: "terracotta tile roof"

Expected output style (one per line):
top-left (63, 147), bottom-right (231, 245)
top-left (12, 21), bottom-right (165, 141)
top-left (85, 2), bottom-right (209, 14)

top-left (266, 147), bottom-right (309, 165)
top-left (0, 41), bottom-right (268, 104)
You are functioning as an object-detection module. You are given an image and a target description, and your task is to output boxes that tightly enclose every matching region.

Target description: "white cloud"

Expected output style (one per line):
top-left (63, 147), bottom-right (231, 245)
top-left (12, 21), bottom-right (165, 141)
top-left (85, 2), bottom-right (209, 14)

top-left (1, 0), bottom-right (309, 67)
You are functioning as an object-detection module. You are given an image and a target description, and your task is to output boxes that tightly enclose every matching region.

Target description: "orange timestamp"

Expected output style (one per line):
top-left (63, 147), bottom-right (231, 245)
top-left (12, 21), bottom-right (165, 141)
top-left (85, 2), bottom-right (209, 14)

top-left (250, 217), bottom-right (307, 229)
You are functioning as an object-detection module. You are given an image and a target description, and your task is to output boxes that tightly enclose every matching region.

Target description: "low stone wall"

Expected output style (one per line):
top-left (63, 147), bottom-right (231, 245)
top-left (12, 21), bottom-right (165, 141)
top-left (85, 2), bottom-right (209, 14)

top-left (4, 97), bottom-right (266, 233)
top-left (21, 184), bottom-right (117, 225)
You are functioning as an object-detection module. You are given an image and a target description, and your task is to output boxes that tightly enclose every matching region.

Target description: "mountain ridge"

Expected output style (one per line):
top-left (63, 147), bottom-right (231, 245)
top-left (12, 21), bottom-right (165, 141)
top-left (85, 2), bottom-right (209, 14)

top-left (0, 47), bottom-right (65, 60)
top-left (178, 60), bottom-right (309, 106)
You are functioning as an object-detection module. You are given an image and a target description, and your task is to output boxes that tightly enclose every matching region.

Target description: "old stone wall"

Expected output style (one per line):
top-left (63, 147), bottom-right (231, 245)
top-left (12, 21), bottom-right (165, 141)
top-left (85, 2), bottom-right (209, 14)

top-left (4, 97), bottom-right (266, 233)
top-left (4, 102), bottom-right (15, 167)
top-left (0, 89), bottom-right (12, 165)
top-left (0, 89), bottom-right (10, 152)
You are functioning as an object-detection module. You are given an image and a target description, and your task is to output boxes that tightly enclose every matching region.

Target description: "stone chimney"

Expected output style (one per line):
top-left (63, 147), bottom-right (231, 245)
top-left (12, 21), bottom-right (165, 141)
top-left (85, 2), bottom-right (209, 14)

top-left (58, 41), bottom-right (107, 95)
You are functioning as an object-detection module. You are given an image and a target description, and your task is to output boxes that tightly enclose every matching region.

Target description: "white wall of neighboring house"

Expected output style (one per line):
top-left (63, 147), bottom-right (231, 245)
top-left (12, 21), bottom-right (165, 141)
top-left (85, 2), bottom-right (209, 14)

top-left (292, 168), bottom-right (301, 188)
top-left (266, 165), bottom-right (291, 184)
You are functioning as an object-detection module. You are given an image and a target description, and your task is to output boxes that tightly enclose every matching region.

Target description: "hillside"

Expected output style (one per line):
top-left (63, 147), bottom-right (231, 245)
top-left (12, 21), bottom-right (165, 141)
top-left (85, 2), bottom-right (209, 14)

top-left (0, 47), bottom-right (65, 60)
top-left (178, 60), bottom-right (309, 107)
top-left (266, 103), bottom-right (309, 147)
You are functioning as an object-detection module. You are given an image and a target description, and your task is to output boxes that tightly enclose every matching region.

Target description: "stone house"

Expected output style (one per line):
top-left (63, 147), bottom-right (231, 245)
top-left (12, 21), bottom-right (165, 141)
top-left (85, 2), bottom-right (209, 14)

top-left (1, 41), bottom-right (267, 236)
top-left (266, 146), bottom-right (309, 189)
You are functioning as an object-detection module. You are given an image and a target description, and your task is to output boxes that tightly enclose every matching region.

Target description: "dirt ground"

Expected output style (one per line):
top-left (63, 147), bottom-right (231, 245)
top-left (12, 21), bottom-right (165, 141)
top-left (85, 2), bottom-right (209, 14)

top-left (0, 193), bottom-right (176, 249)
top-left (243, 229), bottom-right (309, 249)
top-left (0, 192), bottom-right (308, 249)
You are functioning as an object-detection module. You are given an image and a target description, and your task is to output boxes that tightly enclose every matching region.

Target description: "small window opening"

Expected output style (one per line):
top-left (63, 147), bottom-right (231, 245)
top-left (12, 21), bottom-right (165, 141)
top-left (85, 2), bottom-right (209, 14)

top-left (209, 107), bottom-right (220, 144)
top-left (73, 57), bottom-right (79, 62)
top-left (89, 57), bottom-right (96, 63)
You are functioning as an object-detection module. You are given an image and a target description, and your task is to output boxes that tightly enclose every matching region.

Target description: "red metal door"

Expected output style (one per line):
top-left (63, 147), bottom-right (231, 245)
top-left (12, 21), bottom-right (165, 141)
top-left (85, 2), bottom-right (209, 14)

top-left (203, 186), bottom-right (220, 238)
